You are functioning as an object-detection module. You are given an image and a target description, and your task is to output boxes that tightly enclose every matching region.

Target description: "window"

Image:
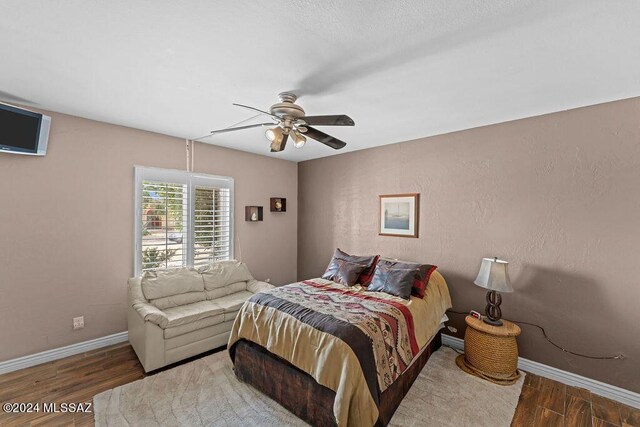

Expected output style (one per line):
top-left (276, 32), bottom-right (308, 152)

top-left (134, 166), bottom-right (233, 276)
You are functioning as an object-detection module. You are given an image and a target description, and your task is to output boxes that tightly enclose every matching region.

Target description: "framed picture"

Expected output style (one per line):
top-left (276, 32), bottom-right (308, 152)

top-left (379, 193), bottom-right (419, 238)
top-left (270, 197), bottom-right (286, 212)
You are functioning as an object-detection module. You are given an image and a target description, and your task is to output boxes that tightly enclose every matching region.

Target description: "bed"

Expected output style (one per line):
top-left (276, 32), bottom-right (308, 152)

top-left (228, 270), bottom-right (452, 427)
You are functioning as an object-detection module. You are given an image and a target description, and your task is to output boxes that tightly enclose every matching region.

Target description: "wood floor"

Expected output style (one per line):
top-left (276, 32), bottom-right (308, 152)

top-left (512, 373), bottom-right (640, 427)
top-left (0, 343), bottom-right (638, 427)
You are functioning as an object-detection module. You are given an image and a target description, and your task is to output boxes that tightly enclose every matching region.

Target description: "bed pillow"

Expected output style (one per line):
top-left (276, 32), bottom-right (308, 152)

top-left (322, 248), bottom-right (379, 286)
top-left (323, 258), bottom-right (368, 286)
top-left (378, 258), bottom-right (437, 298)
top-left (367, 264), bottom-right (418, 300)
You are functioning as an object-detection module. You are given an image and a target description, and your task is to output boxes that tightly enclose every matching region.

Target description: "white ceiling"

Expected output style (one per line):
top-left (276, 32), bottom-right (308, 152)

top-left (1, 1), bottom-right (639, 162)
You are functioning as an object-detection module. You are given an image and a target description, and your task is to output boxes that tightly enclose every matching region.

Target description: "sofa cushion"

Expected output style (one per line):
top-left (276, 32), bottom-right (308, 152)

top-left (161, 300), bottom-right (224, 328)
top-left (141, 268), bottom-right (204, 300)
top-left (164, 318), bottom-right (235, 346)
top-left (223, 310), bottom-right (239, 322)
top-left (211, 291), bottom-right (253, 314)
top-left (204, 281), bottom-right (247, 300)
top-left (163, 313), bottom-right (226, 339)
top-left (199, 260), bottom-right (253, 290)
top-left (150, 291), bottom-right (207, 310)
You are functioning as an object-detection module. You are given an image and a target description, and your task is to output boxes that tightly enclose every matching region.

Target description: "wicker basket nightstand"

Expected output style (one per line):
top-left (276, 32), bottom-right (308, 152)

top-left (455, 315), bottom-right (521, 385)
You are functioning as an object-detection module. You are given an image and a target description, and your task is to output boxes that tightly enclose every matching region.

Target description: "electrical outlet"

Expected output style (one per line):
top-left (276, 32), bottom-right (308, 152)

top-left (265, 278), bottom-right (271, 283)
top-left (73, 316), bottom-right (84, 330)
top-left (447, 326), bottom-right (457, 333)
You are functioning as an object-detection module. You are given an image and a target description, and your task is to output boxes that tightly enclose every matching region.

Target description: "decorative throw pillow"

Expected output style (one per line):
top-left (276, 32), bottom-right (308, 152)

top-left (354, 253), bottom-right (380, 287)
top-left (322, 248), bottom-right (379, 286)
top-left (323, 258), bottom-right (367, 286)
top-left (377, 258), bottom-right (437, 298)
top-left (367, 264), bottom-right (418, 300)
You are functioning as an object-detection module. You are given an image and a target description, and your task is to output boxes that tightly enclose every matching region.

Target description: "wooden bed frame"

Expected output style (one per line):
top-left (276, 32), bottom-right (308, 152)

top-left (232, 330), bottom-right (443, 426)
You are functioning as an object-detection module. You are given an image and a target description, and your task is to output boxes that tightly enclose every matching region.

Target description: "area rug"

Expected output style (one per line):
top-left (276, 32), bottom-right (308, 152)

top-left (94, 347), bottom-right (524, 426)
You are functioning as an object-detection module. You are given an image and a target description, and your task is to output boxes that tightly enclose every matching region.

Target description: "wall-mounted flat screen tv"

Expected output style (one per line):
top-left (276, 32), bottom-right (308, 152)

top-left (0, 102), bottom-right (51, 156)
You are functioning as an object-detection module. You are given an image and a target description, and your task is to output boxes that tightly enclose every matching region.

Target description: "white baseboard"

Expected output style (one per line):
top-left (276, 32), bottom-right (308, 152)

top-left (442, 334), bottom-right (640, 410)
top-left (0, 331), bottom-right (129, 375)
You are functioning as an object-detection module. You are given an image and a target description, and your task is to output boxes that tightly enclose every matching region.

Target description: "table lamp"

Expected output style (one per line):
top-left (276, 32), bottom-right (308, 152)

top-left (474, 257), bottom-right (513, 326)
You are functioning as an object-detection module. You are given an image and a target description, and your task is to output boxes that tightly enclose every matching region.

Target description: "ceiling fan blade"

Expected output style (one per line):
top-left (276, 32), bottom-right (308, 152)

top-left (233, 103), bottom-right (280, 120)
top-left (210, 122), bottom-right (273, 135)
top-left (299, 115), bottom-right (355, 126)
top-left (303, 126), bottom-right (347, 150)
top-left (270, 133), bottom-right (289, 152)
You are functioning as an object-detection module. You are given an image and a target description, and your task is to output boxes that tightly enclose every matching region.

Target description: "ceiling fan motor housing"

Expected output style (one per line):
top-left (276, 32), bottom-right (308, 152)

top-left (270, 92), bottom-right (305, 120)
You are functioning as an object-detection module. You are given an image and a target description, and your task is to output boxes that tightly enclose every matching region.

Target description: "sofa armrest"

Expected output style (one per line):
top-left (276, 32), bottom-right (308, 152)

top-left (133, 302), bottom-right (169, 329)
top-left (247, 279), bottom-right (275, 294)
top-left (128, 277), bottom-right (148, 305)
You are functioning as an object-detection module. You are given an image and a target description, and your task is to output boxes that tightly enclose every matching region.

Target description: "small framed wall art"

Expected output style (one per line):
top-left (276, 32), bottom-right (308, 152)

top-left (270, 197), bottom-right (286, 212)
top-left (378, 193), bottom-right (419, 238)
top-left (245, 206), bottom-right (264, 222)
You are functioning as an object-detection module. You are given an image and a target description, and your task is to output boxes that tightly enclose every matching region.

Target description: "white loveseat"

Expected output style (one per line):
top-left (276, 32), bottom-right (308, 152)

top-left (127, 260), bottom-right (273, 372)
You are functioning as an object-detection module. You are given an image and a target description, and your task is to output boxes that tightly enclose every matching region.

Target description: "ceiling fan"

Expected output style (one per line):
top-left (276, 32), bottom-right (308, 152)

top-left (206, 92), bottom-right (355, 152)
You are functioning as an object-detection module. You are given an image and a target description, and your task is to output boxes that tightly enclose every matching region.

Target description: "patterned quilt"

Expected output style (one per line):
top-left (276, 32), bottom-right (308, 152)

top-left (228, 278), bottom-right (424, 427)
top-left (272, 279), bottom-right (419, 390)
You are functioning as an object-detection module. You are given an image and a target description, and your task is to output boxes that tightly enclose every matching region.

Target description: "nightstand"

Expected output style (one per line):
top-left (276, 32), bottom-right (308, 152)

top-left (455, 315), bottom-right (521, 385)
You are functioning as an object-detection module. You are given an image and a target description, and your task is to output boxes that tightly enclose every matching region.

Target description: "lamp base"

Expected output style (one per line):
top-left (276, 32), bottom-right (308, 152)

top-left (482, 317), bottom-right (503, 327)
top-left (484, 290), bottom-right (504, 326)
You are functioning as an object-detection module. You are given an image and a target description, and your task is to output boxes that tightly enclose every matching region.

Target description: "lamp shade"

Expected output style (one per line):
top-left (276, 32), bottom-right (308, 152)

top-left (474, 258), bottom-right (513, 293)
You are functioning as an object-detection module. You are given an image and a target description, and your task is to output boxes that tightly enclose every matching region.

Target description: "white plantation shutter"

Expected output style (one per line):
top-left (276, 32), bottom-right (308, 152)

top-left (134, 167), bottom-right (233, 276)
top-left (194, 186), bottom-right (232, 266)
top-left (141, 181), bottom-right (188, 271)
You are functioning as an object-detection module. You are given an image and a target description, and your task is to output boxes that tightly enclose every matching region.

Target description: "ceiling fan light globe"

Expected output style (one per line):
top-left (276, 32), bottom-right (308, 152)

top-left (265, 127), bottom-right (278, 142)
top-left (265, 126), bottom-right (284, 146)
top-left (292, 131), bottom-right (306, 148)
top-left (265, 129), bottom-right (274, 141)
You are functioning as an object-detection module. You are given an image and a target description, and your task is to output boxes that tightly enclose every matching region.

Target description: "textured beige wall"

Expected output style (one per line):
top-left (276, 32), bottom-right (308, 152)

top-left (0, 110), bottom-right (297, 361)
top-left (298, 97), bottom-right (640, 392)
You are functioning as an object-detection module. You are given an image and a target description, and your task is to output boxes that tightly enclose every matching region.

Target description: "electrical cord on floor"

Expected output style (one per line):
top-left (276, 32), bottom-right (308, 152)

top-left (446, 309), bottom-right (625, 360)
